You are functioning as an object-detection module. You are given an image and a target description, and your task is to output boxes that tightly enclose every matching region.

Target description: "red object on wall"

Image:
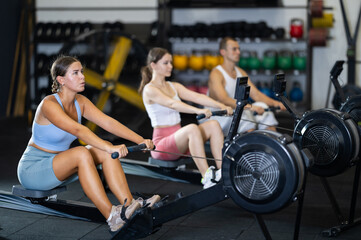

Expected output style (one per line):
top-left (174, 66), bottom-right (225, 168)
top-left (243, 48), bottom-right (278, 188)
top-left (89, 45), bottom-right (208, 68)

top-left (290, 18), bottom-right (304, 38)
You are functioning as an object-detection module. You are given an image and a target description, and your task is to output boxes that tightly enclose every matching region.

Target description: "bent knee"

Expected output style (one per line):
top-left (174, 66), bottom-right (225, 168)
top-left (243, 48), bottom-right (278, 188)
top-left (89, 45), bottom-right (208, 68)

top-left (207, 119), bottom-right (221, 128)
top-left (183, 123), bottom-right (202, 135)
top-left (73, 146), bottom-right (94, 165)
top-left (203, 120), bottom-right (222, 132)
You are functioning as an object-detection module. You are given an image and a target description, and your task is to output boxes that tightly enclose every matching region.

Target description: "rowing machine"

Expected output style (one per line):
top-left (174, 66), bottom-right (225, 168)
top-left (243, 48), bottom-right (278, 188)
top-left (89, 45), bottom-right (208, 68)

top-left (273, 71), bottom-right (361, 237)
top-left (321, 61), bottom-right (361, 237)
top-left (110, 76), bottom-right (313, 240)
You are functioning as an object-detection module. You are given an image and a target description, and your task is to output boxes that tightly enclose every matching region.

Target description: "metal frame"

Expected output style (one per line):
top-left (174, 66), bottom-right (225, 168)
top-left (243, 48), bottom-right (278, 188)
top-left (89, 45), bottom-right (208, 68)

top-left (321, 151), bottom-right (361, 237)
top-left (339, 0), bottom-right (361, 85)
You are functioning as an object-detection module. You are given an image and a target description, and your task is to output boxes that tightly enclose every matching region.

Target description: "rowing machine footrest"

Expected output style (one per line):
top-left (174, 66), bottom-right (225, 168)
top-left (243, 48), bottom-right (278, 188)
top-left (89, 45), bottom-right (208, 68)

top-left (148, 157), bottom-right (193, 168)
top-left (12, 185), bottom-right (67, 199)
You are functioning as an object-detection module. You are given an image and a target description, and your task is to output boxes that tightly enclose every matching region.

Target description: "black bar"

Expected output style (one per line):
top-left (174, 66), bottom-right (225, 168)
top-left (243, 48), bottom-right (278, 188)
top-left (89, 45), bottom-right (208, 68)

top-left (41, 199), bottom-right (105, 222)
top-left (348, 160), bottom-right (361, 223)
top-left (254, 214), bottom-right (272, 240)
top-left (339, 0), bottom-right (353, 45)
top-left (112, 144), bottom-right (147, 159)
top-left (196, 110), bottom-right (227, 120)
top-left (152, 183), bottom-right (228, 226)
top-left (320, 177), bottom-right (345, 224)
top-left (273, 73), bottom-right (302, 120)
top-left (293, 172), bottom-right (308, 240)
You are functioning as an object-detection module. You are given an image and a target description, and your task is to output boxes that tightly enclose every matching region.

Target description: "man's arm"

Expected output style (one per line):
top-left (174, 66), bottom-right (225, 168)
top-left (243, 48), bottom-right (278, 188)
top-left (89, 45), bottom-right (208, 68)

top-left (238, 68), bottom-right (286, 110)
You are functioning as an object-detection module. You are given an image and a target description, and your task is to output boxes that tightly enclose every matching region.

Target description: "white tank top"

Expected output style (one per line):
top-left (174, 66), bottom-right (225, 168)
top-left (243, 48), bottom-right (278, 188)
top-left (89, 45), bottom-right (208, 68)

top-left (143, 82), bottom-right (181, 127)
top-left (215, 65), bottom-right (243, 99)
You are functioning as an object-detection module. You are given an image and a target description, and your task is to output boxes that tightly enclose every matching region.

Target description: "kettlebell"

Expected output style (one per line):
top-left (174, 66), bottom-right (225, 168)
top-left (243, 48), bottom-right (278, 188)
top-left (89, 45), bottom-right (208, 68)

top-left (293, 50), bottom-right (306, 70)
top-left (262, 50), bottom-right (277, 70)
top-left (278, 49), bottom-right (293, 70)
top-left (289, 81), bottom-right (303, 102)
top-left (257, 82), bottom-right (272, 98)
top-left (248, 51), bottom-right (261, 70)
top-left (238, 50), bottom-right (250, 69)
top-left (290, 18), bottom-right (304, 38)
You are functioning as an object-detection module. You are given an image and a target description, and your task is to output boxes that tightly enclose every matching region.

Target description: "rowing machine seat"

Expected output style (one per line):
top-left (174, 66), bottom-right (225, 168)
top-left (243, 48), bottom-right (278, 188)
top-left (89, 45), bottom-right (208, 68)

top-left (12, 185), bottom-right (66, 199)
top-left (148, 157), bottom-right (193, 168)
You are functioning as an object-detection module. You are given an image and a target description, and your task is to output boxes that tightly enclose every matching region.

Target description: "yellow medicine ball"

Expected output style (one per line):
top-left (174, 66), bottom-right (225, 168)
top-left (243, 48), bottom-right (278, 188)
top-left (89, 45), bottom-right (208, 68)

top-left (189, 54), bottom-right (204, 71)
top-left (173, 54), bottom-right (188, 71)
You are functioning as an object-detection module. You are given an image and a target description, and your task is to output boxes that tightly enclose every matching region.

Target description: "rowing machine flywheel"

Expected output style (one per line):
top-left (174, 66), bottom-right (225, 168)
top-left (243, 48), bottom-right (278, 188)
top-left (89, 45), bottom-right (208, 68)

top-left (332, 84), bottom-right (361, 110)
top-left (293, 109), bottom-right (360, 177)
top-left (222, 130), bottom-right (307, 214)
top-left (340, 95), bottom-right (361, 127)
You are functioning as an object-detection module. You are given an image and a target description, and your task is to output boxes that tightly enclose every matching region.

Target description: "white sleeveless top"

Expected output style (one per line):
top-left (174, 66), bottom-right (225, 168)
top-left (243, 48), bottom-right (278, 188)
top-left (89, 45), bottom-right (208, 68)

top-left (215, 65), bottom-right (243, 99)
top-left (143, 82), bottom-right (181, 127)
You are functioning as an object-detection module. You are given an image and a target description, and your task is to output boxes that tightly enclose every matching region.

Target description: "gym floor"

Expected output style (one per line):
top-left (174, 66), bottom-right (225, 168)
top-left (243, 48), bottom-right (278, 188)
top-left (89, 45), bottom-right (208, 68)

top-left (1, 116), bottom-right (361, 240)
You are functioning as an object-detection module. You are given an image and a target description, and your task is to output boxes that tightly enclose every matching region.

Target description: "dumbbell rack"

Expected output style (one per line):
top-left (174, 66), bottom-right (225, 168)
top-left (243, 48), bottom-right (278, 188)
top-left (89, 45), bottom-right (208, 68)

top-left (158, 2), bottom-right (315, 111)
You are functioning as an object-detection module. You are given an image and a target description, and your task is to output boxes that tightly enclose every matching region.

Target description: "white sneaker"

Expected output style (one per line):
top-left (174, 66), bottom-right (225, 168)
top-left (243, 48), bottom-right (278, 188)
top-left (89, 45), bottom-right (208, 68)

top-left (215, 168), bottom-right (222, 182)
top-left (201, 166), bottom-right (219, 189)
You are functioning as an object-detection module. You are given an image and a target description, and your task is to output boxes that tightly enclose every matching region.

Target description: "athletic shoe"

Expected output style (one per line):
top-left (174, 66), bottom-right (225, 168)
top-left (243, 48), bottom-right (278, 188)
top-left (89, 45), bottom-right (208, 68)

top-left (201, 166), bottom-right (218, 189)
top-left (216, 168), bottom-right (222, 182)
top-left (107, 199), bottom-right (141, 232)
top-left (135, 194), bottom-right (161, 208)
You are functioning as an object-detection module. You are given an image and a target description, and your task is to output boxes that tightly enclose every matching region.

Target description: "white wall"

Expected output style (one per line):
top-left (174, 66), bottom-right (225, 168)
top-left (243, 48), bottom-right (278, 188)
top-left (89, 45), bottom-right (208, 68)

top-left (36, 0), bottom-right (158, 23)
top-left (312, 0), bottom-right (361, 109)
top-left (35, 0), bottom-right (361, 110)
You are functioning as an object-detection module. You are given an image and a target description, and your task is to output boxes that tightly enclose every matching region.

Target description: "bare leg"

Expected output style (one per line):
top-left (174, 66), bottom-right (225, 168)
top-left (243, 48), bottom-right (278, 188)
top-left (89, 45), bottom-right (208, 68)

top-left (198, 120), bottom-right (224, 169)
top-left (53, 146), bottom-right (112, 219)
top-left (174, 124), bottom-right (209, 176)
top-left (87, 146), bottom-right (133, 205)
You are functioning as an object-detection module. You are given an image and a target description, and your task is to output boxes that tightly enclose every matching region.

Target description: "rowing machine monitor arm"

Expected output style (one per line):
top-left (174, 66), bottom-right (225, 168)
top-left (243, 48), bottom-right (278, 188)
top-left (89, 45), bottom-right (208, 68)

top-left (273, 73), bottom-right (302, 120)
top-left (224, 76), bottom-right (250, 146)
top-left (330, 60), bottom-right (346, 103)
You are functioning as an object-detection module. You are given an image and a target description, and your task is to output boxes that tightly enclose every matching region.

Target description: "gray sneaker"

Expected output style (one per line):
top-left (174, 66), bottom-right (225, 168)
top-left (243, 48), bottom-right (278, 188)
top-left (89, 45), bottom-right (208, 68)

top-left (107, 199), bottom-right (141, 232)
top-left (135, 195), bottom-right (161, 208)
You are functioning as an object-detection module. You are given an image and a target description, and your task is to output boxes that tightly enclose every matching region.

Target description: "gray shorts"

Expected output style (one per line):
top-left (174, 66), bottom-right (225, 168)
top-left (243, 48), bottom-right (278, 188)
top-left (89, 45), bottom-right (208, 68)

top-left (200, 102), bottom-right (279, 136)
top-left (17, 146), bottom-right (77, 190)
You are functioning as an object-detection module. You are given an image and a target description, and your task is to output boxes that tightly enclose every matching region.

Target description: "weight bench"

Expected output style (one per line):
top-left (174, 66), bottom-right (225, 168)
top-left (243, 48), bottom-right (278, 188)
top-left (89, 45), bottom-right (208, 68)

top-left (11, 184), bottom-right (104, 222)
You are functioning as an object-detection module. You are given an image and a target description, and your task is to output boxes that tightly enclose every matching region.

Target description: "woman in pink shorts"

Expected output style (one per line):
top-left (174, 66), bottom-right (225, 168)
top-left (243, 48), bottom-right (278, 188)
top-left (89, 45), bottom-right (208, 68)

top-left (139, 47), bottom-right (233, 189)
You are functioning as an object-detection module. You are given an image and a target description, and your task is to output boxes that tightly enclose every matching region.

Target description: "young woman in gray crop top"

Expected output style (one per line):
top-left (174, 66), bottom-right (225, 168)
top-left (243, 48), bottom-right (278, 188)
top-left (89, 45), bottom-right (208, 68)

top-left (139, 47), bottom-right (233, 189)
top-left (17, 55), bottom-right (160, 232)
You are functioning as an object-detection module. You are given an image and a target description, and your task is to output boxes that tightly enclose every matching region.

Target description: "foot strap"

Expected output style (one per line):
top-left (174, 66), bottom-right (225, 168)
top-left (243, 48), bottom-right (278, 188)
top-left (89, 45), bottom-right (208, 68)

top-left (120, 199), bottom-right (130, 223)
top-left (211, 168), bottom-right (219, 184)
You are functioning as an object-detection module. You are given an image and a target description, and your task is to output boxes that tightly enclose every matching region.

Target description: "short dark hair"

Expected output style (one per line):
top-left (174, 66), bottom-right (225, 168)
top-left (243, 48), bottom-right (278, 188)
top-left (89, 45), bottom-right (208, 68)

top-left (219, 37), bottom-right (237, 50)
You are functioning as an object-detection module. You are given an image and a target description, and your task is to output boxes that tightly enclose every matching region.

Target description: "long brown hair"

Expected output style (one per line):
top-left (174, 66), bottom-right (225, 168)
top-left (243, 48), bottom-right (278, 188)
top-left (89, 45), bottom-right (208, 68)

top-left (138, 47), bottom-right (170, 94)
top-left (50, 55), bottom-right (79, 93)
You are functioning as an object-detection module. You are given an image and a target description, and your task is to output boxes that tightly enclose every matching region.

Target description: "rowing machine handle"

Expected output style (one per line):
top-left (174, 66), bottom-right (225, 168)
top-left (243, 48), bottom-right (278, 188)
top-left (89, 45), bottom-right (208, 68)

top-left (111, 143), bottom-right (147, 159)
top-left (252, 106), bottom-right (281, 116)
top-left (196, 110), bottom-right (228, 120)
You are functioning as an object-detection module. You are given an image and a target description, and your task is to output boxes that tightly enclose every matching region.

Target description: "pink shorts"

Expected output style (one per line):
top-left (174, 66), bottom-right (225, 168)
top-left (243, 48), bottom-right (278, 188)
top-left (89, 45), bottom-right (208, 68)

top-left (152, 124), bottom-right (188, 160)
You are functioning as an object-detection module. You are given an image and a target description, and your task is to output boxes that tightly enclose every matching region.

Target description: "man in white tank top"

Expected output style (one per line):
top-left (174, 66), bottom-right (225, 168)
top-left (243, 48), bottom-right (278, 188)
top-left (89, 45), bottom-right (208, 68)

top-left (206, 37), bottom-right (286, 135)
